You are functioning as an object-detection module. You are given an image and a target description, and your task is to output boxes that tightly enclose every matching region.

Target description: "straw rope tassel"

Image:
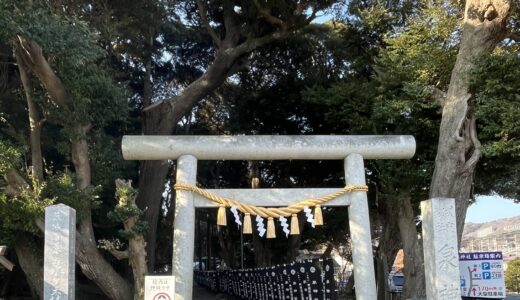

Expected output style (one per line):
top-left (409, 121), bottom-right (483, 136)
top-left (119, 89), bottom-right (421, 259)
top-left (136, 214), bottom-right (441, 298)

top-left (290, 214), bottom-right (300, 235)
top-left (174, 183), bottom-right (367, 220)
top-left (314, 205), bottom-right (323, 226)
top-left (243, 213), bottom-right (252, 234)
top-left (267, 217), bottom-right (276, 239)
top-left (217, 205), bottom-right (227, 226)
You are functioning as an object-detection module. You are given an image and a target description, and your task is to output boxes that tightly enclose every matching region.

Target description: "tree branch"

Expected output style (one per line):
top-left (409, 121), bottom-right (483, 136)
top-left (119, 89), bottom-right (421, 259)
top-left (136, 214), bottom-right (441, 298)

top-left (15, 37), bottom-right (69, 109)
top-left (196, 0), bottom-right (221, 47)
top-left (453, 94), bottom-right (472, 142)
top-left (222, 0), bottom-right (241, 46)
top-left (3, 169), bottom-right (29, 196)
top-left (305, 7), bottom-right (318, 24)
top-left (424, 85), bottom-right (447, 107)
top-left (462, 115), bottom-right (481, 174)
top-left (15, 51), bottom-right (44, 181)
top-left (228, 28), bottom-right (289, 58)
top-left (253, 0), bottom-right (287, 30)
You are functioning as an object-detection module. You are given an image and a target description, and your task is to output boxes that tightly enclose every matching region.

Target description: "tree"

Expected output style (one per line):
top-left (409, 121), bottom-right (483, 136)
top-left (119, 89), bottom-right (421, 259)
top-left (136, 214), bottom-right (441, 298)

top-left (0, 1), bottom-right (342, 298)
top-left (130, 0), bottom-right (338, 270)
top-left (506, 258), bottom-right (520, 293)
top-left (429, 0), bottom-right (513, 242)
top-left (0, 2), bottom-right (138, 298)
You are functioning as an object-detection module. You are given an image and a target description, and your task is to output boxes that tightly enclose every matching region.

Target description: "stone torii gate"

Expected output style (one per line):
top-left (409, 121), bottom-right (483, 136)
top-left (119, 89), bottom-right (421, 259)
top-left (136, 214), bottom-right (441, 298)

top-left (122, 135), bottom-right (416, 300)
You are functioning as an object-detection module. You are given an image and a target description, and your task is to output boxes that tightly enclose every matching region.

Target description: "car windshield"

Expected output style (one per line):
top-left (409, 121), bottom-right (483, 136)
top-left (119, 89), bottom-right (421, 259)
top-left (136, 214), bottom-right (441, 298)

top-left (392, 276), bottom-right (404, 286)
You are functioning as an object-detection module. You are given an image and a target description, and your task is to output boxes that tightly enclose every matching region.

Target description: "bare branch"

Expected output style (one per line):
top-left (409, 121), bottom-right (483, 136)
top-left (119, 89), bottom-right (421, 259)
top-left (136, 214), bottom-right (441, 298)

top-left (196, 0), bottom-right (221, 47)
top-left (424, 85), bottom-right (447, 107)
top-left (4, 169), bottom-right (29, 196)
top-left (15, 37), bottom-right (69, 109)
top-left (305, 7), bottom-right (318, 24)
top-left (294, 2), bottom-right (307, 16)
top-left (98, 239), bottom-right (130, 260)
top-left (35, 218), bottom-right (45, 232)
top-left (109, 249), bottom-right (130, 260)
top-left (253, 0), bottom-right (287, 30)
top-left (228, 28), bottom-right (289, 58)
top-left (222, 0), bottom-right (241, 45)
top-left (15, 51), bottom-right (44, 181)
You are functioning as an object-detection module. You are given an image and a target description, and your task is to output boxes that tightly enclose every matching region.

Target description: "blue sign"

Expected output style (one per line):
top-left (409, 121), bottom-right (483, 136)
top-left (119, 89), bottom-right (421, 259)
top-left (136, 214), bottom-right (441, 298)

top-left (483, 272), bottom-right (491, 280)
top-left (459, 252), bottom-right (505, 298)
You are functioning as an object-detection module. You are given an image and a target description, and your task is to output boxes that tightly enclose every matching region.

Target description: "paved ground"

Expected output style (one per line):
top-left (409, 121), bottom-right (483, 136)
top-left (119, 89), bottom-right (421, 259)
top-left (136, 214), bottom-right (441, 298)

top-left (192, 288), bottom-right (520, 300)
top-left (192, 284), bottom-right (239, 300)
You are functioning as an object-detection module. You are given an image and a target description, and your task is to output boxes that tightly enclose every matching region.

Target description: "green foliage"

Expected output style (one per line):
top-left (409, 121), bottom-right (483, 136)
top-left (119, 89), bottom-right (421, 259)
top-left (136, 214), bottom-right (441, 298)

top-left (0, 179), bottom-right (54, 244)
top-left (0, 0), bottom-right (132, 247)
top-left (55, 64), bottom-right (129, 130)
top-left (0, 140), bottom-right (22, 174)
top-left (378, 4), bottom-right (458, 87)
top-left (107, 183), bottom-right (148, 240)
top-left (304, 80), bottom-right (377, 133)
top-left (0, 1), bottom-right (128, 136)
top-left (108, 206), bottom-right (142, 223)
top-left (130, 220), bottom-right (149, 236)
top-left (44, 172), bottom-right (102, 220)
top-left (506, 258), bottom-right (520, 293)
top-left (0, 2), bottom-right (102, 65)
top-left (470, 53), bottom-right (520, 198)
top-left (472, 54), bottom-right (520, 157)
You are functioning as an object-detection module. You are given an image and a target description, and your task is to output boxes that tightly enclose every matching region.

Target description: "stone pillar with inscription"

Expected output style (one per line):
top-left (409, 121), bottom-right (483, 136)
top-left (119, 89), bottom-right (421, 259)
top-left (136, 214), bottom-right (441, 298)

top-left (421, 198), bottom-right (461, 299)
top-left (44, 204), bottom-right (76, 300)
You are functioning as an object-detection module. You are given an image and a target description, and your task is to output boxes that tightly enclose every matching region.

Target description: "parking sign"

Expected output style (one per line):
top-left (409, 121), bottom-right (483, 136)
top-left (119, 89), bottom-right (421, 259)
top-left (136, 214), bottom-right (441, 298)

top-left (459, 252), bottom-right (505, 298)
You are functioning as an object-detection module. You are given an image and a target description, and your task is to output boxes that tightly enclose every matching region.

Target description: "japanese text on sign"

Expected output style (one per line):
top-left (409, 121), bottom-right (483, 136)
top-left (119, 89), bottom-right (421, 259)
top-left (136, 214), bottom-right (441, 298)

top-left (459, 252), bottom-right (505, 298)
top-left (145, 276), bottom-right (175, 300)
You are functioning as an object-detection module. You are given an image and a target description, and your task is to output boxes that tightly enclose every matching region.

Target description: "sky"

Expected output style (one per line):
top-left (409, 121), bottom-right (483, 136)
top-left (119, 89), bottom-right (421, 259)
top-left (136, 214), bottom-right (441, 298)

top-left (465, 195), bottom-right (520, 224)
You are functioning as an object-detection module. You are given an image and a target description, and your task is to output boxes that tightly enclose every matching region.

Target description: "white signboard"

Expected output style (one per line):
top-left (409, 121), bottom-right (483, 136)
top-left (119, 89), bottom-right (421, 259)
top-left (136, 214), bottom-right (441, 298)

top-left (145, 276), bottom-right (175, 300)
top-left (459, 252), bottom-right (505, 298)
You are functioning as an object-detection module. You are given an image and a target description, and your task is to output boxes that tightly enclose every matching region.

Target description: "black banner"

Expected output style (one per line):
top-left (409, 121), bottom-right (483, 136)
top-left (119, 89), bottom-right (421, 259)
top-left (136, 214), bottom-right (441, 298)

top-left (194, 258), bottom-right (336, 299)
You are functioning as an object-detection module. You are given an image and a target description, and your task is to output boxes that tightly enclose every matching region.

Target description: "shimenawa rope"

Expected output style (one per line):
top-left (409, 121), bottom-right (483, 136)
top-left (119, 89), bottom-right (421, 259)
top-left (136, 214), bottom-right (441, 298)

top-left (174, 182), bottom-right (367, 219)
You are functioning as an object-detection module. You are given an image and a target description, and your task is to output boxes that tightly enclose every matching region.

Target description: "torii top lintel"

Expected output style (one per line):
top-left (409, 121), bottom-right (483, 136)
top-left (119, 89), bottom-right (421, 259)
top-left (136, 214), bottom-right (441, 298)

top-left (122, 135), bottom-right (416, 160)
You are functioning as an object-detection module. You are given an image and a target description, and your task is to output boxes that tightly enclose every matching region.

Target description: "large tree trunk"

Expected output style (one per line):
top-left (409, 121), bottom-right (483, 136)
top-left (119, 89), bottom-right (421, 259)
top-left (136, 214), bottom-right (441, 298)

top-left (72, 128), bottom-right (134, 300)
top-left (133, 0), bottom-right (297, 270)
top-left (14, 236), bottom-right (43, 299)
top-left (376, 194), bottom-right (401, 300)
top-left (217, 226), bottom-right (237, 269)
top-left (429, 0), bottom-right (512, 242)
top-left (76, 215), bottom-right (133, 300)
top-left (397, 196), bottom-right (425, 299)
top-left (12, 51), bottom-right (46, 297)
top-left (136, 50), bottom-right (242, 270)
